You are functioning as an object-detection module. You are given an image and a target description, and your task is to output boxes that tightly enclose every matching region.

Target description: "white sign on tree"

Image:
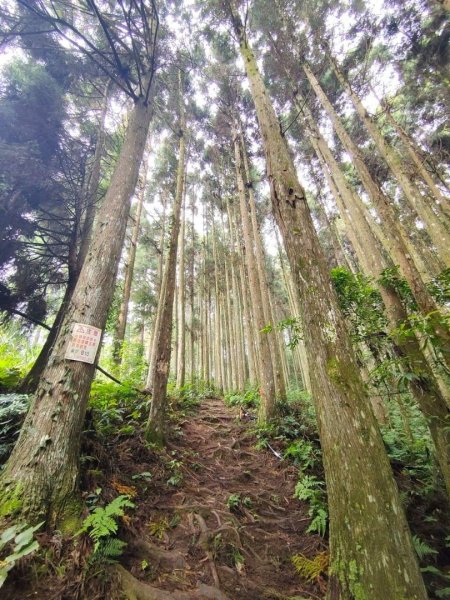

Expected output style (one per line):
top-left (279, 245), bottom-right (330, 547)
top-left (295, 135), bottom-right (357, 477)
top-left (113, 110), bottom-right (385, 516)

top-left (65, 323), bottom-right (102, 364)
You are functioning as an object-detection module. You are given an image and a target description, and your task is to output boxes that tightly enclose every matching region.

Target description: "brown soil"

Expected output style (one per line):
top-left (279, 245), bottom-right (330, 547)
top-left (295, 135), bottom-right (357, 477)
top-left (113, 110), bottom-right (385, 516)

top-left (3, 397), bottom-right (327, 599)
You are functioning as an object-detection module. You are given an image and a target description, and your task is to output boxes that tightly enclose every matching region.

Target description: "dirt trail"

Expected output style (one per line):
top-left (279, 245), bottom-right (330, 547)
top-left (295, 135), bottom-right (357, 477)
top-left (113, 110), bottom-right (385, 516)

top-left (120, 397), bottom-right (326, 600)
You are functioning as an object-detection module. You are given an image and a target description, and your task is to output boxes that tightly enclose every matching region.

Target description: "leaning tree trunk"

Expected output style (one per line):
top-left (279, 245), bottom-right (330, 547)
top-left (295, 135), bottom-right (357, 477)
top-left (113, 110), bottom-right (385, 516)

top-left (225, 3), bottom-right (427, 597)
top-left (0, 87), bottom-right (154, 527)
top-left (325, 49), bottom-right (450, 265)
top-left (302, 62), bottom-right (450, 372)
top-left (145, 72), bottom-right (186, 445)
top-left (298, 90), bottom-right (450, 494)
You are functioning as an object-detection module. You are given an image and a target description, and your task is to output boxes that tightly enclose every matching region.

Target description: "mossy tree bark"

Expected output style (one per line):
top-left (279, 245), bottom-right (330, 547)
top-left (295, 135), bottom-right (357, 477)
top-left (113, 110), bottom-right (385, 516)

top-left (225, 3), bottom-right (427, 597)
top-left (0, 87), bottom-right (154, 526)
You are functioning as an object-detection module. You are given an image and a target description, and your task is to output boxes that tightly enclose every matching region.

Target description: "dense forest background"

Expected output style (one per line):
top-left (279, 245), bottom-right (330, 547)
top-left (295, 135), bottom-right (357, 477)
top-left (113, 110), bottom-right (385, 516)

top-left (0, 1), bottom-right (449, 599)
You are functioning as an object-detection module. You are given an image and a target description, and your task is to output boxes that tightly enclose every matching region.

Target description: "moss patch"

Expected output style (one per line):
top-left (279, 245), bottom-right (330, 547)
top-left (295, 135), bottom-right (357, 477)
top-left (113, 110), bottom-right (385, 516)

top-left (0, 482), bottom-right (23, 518)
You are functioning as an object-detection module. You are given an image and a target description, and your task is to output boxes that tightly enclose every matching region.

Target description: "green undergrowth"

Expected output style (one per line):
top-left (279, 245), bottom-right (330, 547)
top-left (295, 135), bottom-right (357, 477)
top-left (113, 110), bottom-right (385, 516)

top-left (0, 326), bottom-right (40, 392)
top-left (227, 380), bottom-right (450, 596)
top-left (87, 378), bottom-right (210, 441)
top-left (0, 394), bottom-right (29, 465)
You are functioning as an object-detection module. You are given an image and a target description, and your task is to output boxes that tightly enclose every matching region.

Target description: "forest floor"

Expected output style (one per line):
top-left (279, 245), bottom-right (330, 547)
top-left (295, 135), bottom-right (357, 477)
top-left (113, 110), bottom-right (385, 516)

top-left (4, 396), bottom-right (327, 600)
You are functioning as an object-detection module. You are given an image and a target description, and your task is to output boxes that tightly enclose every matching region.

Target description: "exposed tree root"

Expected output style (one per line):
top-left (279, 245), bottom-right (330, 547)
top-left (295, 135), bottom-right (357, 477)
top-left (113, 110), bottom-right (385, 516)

top-left (193, 512), bottom-right (221, 587)
top-left (116, 565), bottom-right (231, 600)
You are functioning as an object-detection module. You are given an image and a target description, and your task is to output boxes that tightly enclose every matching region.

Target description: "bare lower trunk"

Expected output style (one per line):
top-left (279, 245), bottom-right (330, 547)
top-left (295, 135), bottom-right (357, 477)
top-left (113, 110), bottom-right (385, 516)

top-left (240, 131), bottom-right (287, 402)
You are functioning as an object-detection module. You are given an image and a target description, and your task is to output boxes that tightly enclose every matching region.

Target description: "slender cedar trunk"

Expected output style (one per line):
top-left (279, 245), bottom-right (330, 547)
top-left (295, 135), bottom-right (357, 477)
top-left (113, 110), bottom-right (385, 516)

top-left (226, 4), bottom-right (427, 597)
top-left (207, 290), bottom-right (214, 386)
top-left (201, 220), bottom-right (210, 385)
top-left (1, 86), bottom-right (154, 526)
top-left (113, 163), bottom-right (147, 365)
top-left (221, 289), bottom-right (232, 391)
top-left (234, 133), bottom-right (276, 421)
top-left (146, 73), bottom-right (186, 444)
top-left (189, 199), bottom-right (196, 384)
top-left (380, 98), bottom-right (450, 219)
top-left (172, 282), bottom-right (178, 377)
top-left (224, 259), bottom-right (236, 389)
top-left (146, 191), bottom-right (168, 388)
top-left (176, 199), bottom-right (186, 388)
top-left (275, 226), bottom-right (311, 392)
top-left (211, 213), bottom-right (224, 392)
top-left (239, 131), bottom-right (287, 402)
top-left (233, 262), bottom-right (246, 389)
top-left (228, 218), bottom-right (245, 390)
top-left (220, 211), bottom-right (238, 389)
top-left (302, 63), bottom-right (450, 369)
top-left (298, 88), bottom-right (450, 492)
top-left (218, 290), bottom-right (230, 392)
top-left (227, 199), bottom-right (255, 385)
top-left (324, 51), bottom-right (450, 265)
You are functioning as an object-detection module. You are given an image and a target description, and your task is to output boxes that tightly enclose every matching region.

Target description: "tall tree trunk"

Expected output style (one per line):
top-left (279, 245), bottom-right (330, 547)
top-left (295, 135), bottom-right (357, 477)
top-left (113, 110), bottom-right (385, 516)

top-left (145, 191), bottom-right (168, 388)
top-left (227, 199), bottom-right (256, 385)
top-left (1, 85), bottom-right (154, 526)
top-left (234, 132), bottom-right (276, 421)
top-left (239, 130), bottom-right (287, 402)
top-left (113, 161), bottom-right (147, 365)
top-left (77, 79), bottom-right (113, 269)
top-left (226, 4), bottom-right (427, 597)
top-left (189, 198), bottom-right (196, 384)
top-left (211, 212), bottom-right (224, 393)
top-left (176, 198), bottom-right (186, 388)
top-left (146, 72), bottom-right (186, 444)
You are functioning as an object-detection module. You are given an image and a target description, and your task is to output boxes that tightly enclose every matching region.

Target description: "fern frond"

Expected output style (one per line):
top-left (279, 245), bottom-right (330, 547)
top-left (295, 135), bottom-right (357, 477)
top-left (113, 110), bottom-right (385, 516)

top-left (90, 538), bottom-right (127, 564)
top-left (291, 551), bottom-right (329, 582)
top-left (79, 495), bottom-right (135, 550)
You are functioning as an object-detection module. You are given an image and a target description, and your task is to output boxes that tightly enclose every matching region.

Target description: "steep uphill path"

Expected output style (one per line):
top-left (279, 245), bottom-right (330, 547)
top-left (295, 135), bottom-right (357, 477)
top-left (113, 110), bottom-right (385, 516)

top-left (2, 396), bottom-right (326, 600)
top-left (115, 397), bottom-right (326, 600)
